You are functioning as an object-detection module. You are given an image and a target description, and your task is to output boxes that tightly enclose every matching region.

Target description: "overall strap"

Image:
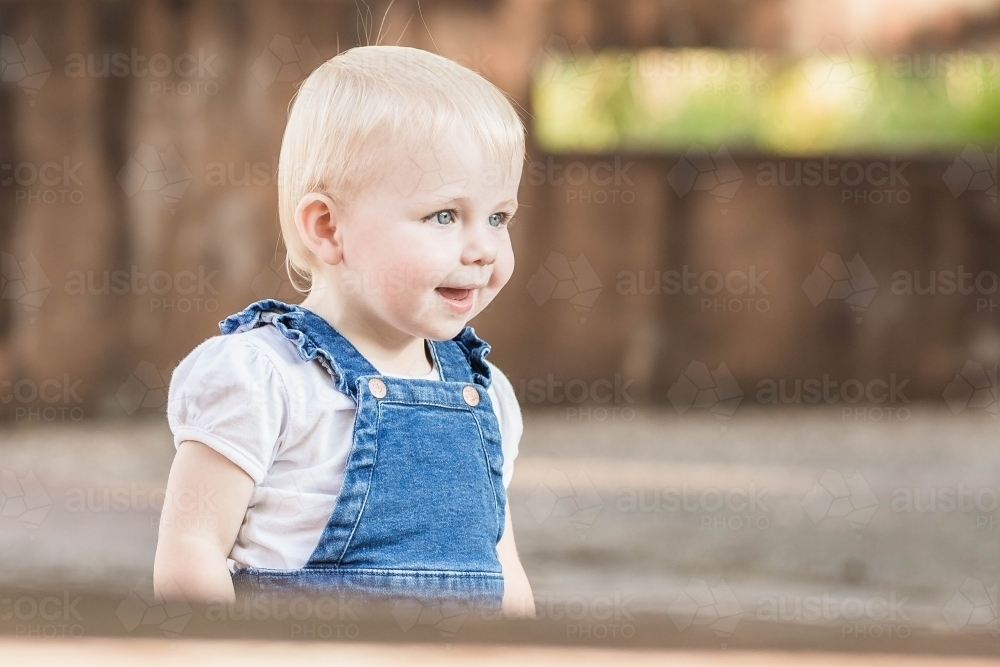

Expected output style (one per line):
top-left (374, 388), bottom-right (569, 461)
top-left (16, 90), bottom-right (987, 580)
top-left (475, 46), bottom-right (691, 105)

top-left (430, 326), bottom-right (493, 389)
top-left (220, 299), bottom-right (495, 396)
top-left (219, 299), bottom-right (379, 400)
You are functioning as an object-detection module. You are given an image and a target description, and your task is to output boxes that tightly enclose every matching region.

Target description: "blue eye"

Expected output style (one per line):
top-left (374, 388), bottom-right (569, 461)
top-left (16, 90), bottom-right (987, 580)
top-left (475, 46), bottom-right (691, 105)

top-left (428, 210), bottom-right (454, 225)
top-left (488, 213), bottom-right (509, 228)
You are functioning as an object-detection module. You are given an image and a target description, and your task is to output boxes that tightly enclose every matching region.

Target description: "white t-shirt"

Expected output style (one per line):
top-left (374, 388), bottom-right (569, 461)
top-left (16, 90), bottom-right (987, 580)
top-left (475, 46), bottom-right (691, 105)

top-left (166, 324), bottom-right (522, 572)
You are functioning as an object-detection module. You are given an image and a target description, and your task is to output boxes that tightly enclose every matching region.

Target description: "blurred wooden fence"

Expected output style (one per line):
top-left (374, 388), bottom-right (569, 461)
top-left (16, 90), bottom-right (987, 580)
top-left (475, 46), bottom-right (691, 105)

top-left (0, 0), bottom-right (998, 420)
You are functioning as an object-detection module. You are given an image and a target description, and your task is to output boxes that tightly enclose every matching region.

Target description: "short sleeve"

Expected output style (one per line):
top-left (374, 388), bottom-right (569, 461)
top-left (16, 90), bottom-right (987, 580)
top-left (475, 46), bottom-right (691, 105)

top-left (167, 335), bottom-right (288, 485)
top-left (487, 362), bottom-right (522, 489)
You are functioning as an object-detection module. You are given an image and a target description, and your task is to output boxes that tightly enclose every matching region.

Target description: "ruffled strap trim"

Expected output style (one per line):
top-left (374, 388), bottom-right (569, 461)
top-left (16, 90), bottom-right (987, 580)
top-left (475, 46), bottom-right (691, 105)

top-left (220, 299), bottom-right (494, 392)
top-left (219, 299), bottom-right (294, 335)
top-left (219, 299), bottom-right (355, 395)
top-left (452, 325), bottom-right (493, 389)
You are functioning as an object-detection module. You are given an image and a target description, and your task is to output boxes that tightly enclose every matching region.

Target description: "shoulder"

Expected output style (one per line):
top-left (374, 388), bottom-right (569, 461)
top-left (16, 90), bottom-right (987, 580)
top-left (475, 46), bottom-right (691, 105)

top-left (170, 325), bottom-right (355, 412)
top-left (216, 325), bottom-right (307, 374)
top-left (166, 331), bottom-right (296, 484)
top-left (167, 332), bottom-right (287, 423)
top-left (170, 329), bottom-right (287, 395)
top-left (487, 362), bottom-right (519, 413)
top-left (486, 362), bottom-right (523, 486)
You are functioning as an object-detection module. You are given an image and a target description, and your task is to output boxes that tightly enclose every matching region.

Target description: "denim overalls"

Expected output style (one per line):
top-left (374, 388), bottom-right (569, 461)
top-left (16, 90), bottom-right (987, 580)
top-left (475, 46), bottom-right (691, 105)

top-left (218, 299), bottom-right (506, 609)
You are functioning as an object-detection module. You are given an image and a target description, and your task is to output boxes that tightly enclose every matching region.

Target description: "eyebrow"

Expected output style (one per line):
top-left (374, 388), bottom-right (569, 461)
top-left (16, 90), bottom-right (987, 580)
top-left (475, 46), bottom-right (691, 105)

top-left (423, 195), bottom-right (518, 210)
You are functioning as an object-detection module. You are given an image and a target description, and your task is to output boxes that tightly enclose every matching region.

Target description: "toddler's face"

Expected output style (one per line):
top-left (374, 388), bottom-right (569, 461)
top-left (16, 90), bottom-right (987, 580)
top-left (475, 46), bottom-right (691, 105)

top-left (333, 127), bottom-right (521, 341)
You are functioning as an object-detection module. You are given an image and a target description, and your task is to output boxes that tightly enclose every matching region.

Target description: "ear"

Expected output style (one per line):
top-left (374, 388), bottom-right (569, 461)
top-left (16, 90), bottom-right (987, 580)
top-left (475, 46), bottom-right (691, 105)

top-left (294, 192), bottom-right (344, 266)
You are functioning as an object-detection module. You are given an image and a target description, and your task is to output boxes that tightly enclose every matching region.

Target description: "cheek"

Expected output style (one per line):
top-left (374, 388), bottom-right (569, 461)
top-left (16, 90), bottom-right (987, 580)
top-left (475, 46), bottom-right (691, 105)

top-left (353, 224), bottom-right (437, 280)
top-left (491, 239), bottom-right (515, 289)
top-left (390, 233), bottom-right (451, 286)
top-left (354, 228), bottom-right (453, 310)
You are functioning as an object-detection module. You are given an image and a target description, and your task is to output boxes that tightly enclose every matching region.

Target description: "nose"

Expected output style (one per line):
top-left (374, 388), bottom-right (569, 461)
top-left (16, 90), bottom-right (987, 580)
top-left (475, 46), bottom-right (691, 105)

top-left (461, 217), bottom-right (498, 267)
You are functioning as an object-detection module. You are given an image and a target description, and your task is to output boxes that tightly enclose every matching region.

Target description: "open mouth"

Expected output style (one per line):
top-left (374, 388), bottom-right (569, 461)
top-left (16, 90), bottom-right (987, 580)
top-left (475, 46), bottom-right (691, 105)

top-left (435, 286), bottom-right (476, 313)
top-left (436, 287), bottom-right (472, 301)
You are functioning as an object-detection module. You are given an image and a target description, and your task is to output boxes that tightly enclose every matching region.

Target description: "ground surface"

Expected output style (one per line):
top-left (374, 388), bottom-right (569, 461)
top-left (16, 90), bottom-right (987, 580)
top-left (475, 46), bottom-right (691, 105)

top-left (0, 406), bottom-right (997, 658)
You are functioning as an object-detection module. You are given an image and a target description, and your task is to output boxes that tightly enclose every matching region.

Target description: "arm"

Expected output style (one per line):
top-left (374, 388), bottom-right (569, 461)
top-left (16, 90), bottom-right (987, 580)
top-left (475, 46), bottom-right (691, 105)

top-left (497, 503), bottom-right (535, 618)
top-left (153, 440), bottom-right (255, 604)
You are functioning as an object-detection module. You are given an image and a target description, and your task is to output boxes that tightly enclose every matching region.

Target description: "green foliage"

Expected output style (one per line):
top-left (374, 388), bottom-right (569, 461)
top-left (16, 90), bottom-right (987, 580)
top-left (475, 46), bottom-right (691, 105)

top-left (532, 48), bottom-right (1000, 155)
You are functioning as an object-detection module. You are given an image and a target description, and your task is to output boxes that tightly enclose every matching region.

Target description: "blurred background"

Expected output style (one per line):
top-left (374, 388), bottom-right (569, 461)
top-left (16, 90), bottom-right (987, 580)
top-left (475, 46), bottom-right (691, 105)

top-left (0, 0), bottom-right (999, 656)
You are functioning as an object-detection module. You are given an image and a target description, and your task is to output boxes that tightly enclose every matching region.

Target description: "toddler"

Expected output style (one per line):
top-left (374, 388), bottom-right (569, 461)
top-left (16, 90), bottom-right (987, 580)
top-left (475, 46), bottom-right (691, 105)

top-left (153, 45), bottom-right (533, 615)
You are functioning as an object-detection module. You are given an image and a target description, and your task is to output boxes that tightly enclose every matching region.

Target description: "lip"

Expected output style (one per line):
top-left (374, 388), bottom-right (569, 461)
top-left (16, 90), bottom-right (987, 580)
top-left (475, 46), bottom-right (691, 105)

top-left (435, 285), bottom-right (482, 314)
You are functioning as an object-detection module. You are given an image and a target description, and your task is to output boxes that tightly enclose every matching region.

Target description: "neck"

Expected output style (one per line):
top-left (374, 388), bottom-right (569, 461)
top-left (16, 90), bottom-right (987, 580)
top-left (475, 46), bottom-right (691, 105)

top-left (299, 283), bottom-right (432, 377)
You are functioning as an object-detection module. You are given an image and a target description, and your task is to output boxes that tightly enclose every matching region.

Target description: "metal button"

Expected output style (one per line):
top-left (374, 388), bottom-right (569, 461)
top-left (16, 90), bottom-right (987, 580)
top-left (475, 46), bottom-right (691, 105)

top-left (368, 377), bottom-right (387, 398)
top-left (462, 385), bottom-right (480, 406)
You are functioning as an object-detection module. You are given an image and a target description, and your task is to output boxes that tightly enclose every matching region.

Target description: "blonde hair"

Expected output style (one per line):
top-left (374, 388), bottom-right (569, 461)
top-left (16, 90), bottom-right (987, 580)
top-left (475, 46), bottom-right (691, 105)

top-left (277, 45), bottom-right (526, 293)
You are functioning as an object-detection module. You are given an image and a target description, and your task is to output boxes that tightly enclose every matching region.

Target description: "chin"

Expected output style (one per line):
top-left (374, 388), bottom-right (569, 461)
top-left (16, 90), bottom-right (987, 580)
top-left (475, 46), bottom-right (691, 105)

top-left (419, 319), bottom-right (468, 342)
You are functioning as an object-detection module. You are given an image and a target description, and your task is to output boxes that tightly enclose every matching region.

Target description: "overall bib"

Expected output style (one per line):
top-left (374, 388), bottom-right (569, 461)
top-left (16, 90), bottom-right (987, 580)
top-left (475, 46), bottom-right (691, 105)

top-left (219, 299), bottom-right (507, 609)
